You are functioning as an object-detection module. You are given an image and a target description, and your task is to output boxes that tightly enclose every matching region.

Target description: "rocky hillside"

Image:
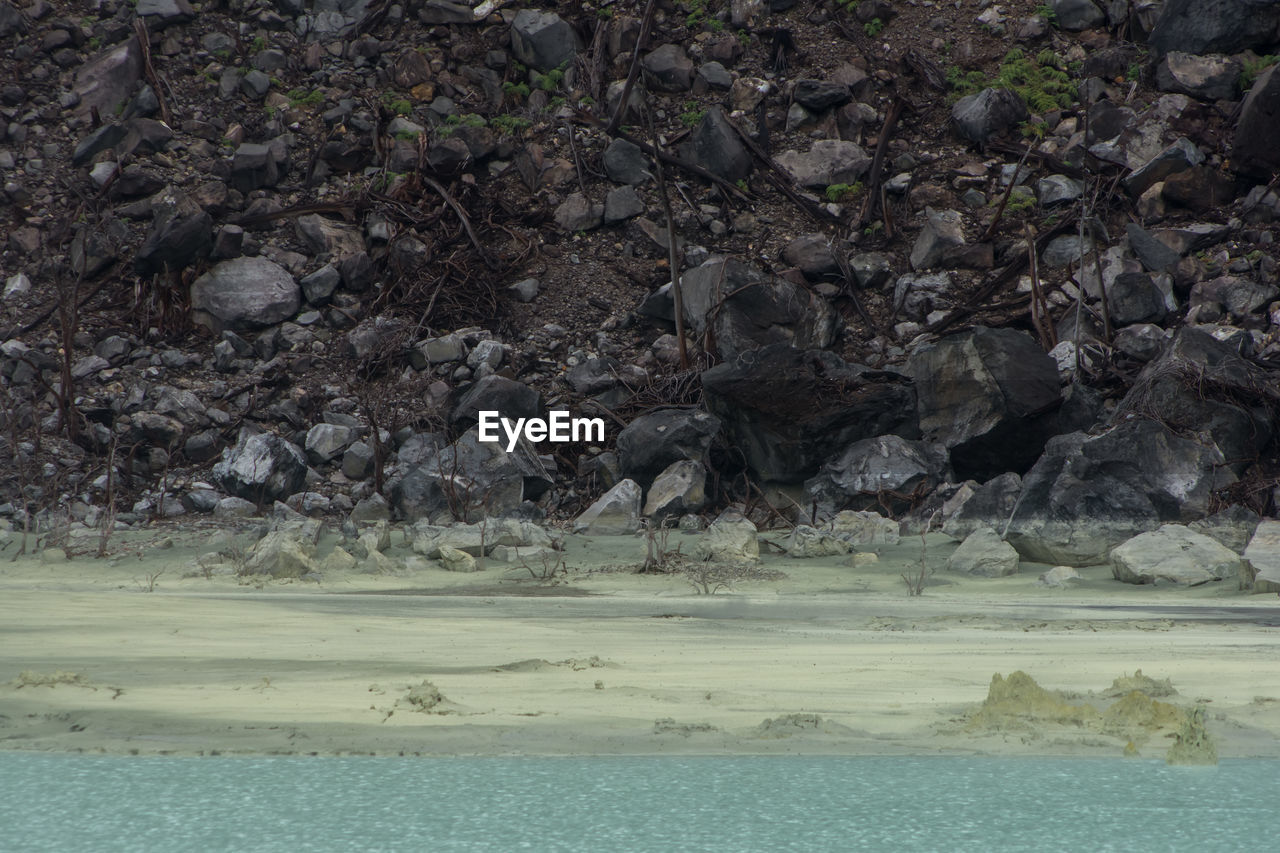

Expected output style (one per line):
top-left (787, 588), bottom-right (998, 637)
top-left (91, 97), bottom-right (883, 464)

top-left (1, 0), bottom-right (1279, 575)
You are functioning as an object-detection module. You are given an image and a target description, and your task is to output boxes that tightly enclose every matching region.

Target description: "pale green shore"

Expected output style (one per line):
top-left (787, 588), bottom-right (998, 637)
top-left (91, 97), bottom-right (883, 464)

top-left (2, 524), bottom-right (1278, 759)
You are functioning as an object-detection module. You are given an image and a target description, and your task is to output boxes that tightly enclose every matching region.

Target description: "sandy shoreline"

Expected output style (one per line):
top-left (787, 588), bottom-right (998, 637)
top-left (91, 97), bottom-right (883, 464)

top-left (2, 527), bottom-right (1279, 759)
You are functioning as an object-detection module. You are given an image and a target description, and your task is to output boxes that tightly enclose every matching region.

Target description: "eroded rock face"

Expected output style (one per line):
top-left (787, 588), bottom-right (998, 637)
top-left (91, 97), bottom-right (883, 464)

top-left (1004, 420), bottom-right (1234, 566)
top-left (1232, 65), bottom-right (1280, 178)
top-left (213, 429), bottom-right (308, 505)
top-left (701, 344), bottom-right (918, 484)
top-left (616, 408), bottom-right (720, 488)
top-left (907, 327), bottom-right (1062, 482)
top-left (804, 434), bottom-right (943, 514)
top-left (1148, 0), bottom-right (1280, 57)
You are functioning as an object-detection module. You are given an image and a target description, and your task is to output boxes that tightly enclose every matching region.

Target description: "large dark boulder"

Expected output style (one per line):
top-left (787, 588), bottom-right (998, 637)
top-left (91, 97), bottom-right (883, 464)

top-left (213, 429), bottom-right (308, 505)
top-left (684, 107), bottom-right (752, 182)
top-left (906, 327), bottom-right (1062, 482)
top-left (1004, 420), bottom-right (1235, 566)
top-left (510, 9), bottom-right (578, 72)
top-left (701, 344), bottom-right (918, 483)
top-left (656, 256), bottom-right (838, 361)
top-left (189, 257), bottom-right (301, 333)
top-left (134, 187), bottom-right (212, 277)
top-left (1232, 65), bottom-right (1280, 178)
top-left (450, 376), bottom-right (542, 433)
top-left (615, 408), bottom-right (721, 488)
top-left (1110, 327), bottom-right (1275, 474)
top-left (951, 88), bottom-right (1029, 147)
top-left (1148, 0), bottom-right (1280, 58)
top-left (804, 435), bottom-right (944, 513)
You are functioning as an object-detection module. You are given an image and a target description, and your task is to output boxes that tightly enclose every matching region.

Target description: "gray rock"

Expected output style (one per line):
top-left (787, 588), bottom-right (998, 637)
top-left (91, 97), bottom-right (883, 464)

top-left (1049, 0), bottom-right (1106, 31)
top-left (450, 375), bottom-right (541, 432)
top-left (1005, 420), bottom-right (1232, 566)
top-left (419, 0), bottom-right (479, 25)
top-left (685, 107), bottom-right (752, 182)
top-left (672, 256), bottom-right (838, 360)
top-left (554, 192), bottom-right (604, 231)
top-left (510, 9), bottom-right (578, 72)
top-left (604, 185), bottom-right (644, 223)
top-left (1123, 137), bottom-right (1203, 198)
top-left (438, 545), bottom-right (479, 572)
top-left (828, 510), bottom-right (901, 546)
top-left (1188, 505), bottom-right (1261, 554)
top-left (136, 0), bottom-right (195, 28)
top-left (907, 326), bottom-right (1061, 482)
top-left (574, 479), bottom-right (643, 535)
top-left (230, 142), bottom-right (287, 192)
top-left (350, 493), bottom-right (391, 523)
top-left (213, 429), bottom-right (309, 505)
top-left (190, 257), bottom-right (301, 333)
top-left (305, 423), bottom-right (355, 464)
top-left (241, 529), bottom-right (319, 578)
top-left (909, 208), bottom-right (966, 271)
top-left (786, 525), bottom-right (853, 558)
top-left (698, 61), bottom-right (733, 90)
top-left (701, 344), bottom-right (917, 483)
top-left (1149, 0), bottom-right (1280, 57)
top-left (850, 252), bottom-right (894, 289)
top-left (1156, 52), bottom-right (1241, 101)
top-left (776, 140), bottom-right (871, 190)
top-left (617, 408), bottom-right (720, 487)
top-left (342, 441), bottom-right (376, 481)
top-left (1041, 234), bottom-right (1093, 267)
top-left (1125, 223), bottom-right (1181, 272)
top-left (643, 460), bottom-right (707, 520)
top-left (947, 527), bottom-right (1021, 577)
top-left (412, 333), bottom-right (467, 367)
top-left (941, 472), bottom-right (1023, 541)
top-left (1232, 65), bottom-right (1280, 178)
top-left (603, 139), bottom-right (652, 185)
top-left (783, 234), bottom-right (839, 279)
top-left (804, 435), bottom-right (941, 513)
top-left (509, 278), bottom-right (540, 302)
top-left (1189, 276), bottom-right (1279, 323)
top-left (1112, 525), bottom-right (1243, 585)
top-left (1113, 323), bottom-right (1169, 362)
top-left (74, 37), bottom-right (143, 119)
top-left (951, 88), bottom-right (1029, 146)
top-left (793, 79), bottom-right (852, 111)
top-left (642, 44), bottom-right (694, 92)
top-left (1036, 175), bottom-right (1085, 206)
top-left (1107, 272), bottom-right (1168, 325)
top-left (1243, 519), bottom-right (1280, 593)
top-left (134, 187), bottom-right (212, 277)
top-left (695, 508), bottom-right (759, 562)
top-left (240, 69), bottom-right (271, 99)
top-left (301, 264), bottom-right (342, 304)
top-left (72, 123), bottom-right (128, 166)
top-left (1038, 565), bottom-right (1082, 587)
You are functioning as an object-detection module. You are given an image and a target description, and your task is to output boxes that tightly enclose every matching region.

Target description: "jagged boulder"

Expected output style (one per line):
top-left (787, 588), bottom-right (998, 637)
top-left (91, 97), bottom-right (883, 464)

top-left (643, 460), bottom-right (707, 520)
top-left (805, 435), bottom-right (943, 513)
top-left (695, 509), bottom-right (759, 562)
top-left (510, 9), bottom-right (578, 72)
top-left (1232, 65), bottom-right (1280, 178)
top-left (775, 140), bottom-right (871, 190)
top-left (1004, 420), bottom-right (1233, 566)
top-left (450, 376), bottom-right (542, 432)
top-left (190, 257), bottom-right (301, 333)
top-left (574, 479), bottom-right (643, 535)
top-left (213, 429), bottom-right (308, 505)
top-left (1049, 0), bottom-right (1106, 31)
top-left (1148, 0), bottom-right (1280, 57)
top-left (1242, 519), bottom-right (1280, 593)
top-left (616, 408), bottom-right (720, 487)
top-left (906, 327), bottom-right (1062, 482)
top-left (1111, 327), bottom-right (1274, 475)
top-left (947, 527), bottom-right (1021, 577)
top-left (701, 344), bottom-right (917, 483)
top-left (684, 107), bottom-right (752, 182)
top-left (1111, 525), bottom-right (1244, 586)
top-left (135, 187), bottom-right (212, 276)
top-left (951, 87), bottom-right (1028, 146)
top-left (1155, 52), bottom-right (1241, 101)
top-left (941, 472), bottom-right (1023, 541)
top-left (663, 256), bottom-right (838, 361)
top-left (241, 528), bottom-right (319, 579)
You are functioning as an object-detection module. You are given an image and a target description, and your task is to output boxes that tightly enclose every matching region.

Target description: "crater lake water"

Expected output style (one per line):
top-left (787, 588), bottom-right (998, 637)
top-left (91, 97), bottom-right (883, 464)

top-left (1, 754), bottom-right (1274, 852)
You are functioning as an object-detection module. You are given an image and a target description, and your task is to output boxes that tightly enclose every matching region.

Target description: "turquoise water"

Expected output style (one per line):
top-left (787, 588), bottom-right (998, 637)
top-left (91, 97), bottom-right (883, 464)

top-left (1, 754), bottom-right (1274, 852)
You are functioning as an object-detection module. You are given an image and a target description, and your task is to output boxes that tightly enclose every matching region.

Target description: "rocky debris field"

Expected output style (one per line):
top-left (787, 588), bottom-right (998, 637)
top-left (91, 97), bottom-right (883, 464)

top-left (1, 0), bottom-right (1280, 588)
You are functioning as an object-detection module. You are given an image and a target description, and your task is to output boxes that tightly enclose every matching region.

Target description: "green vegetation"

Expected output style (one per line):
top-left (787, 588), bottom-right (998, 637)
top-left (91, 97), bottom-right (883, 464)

top-left (736, 178), bottom-right (749, 191)
top-left (1020, 119), bottom-right (1048, 139)
top-left (1240, 55), bottom-right (1280, 90)
top-left (680, 102), bottom-right (706, 126)
top-left (503, 81), bottom-right (531, 99)
top-left (394, 129), bottom-right (422, 141)
top-left (490, 114), bottom-right (532, 136)
top-left (532, 66), bottom-right (566, 92)
top-left (1033, 4), bottom-right (1056, 24)
top-left (286, 88), bottom-right (324, 108)
top-left (825, 182), bottom-right (864, 203)
top-left (995, 187), bottom-right (1037, 216)
top-left (947, 47), bottom-right (1077, 112)
top-left (736, 28), bottom-right (751, 47)
top-left (251, 35), bottom-right (267, 52)
top-left (864, 17), bottom-right (884, 37)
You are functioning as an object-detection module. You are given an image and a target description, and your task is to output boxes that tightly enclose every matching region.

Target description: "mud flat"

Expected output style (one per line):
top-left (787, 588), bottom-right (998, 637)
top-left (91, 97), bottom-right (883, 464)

top-left (2, 527), bottom-right (1279, 759)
